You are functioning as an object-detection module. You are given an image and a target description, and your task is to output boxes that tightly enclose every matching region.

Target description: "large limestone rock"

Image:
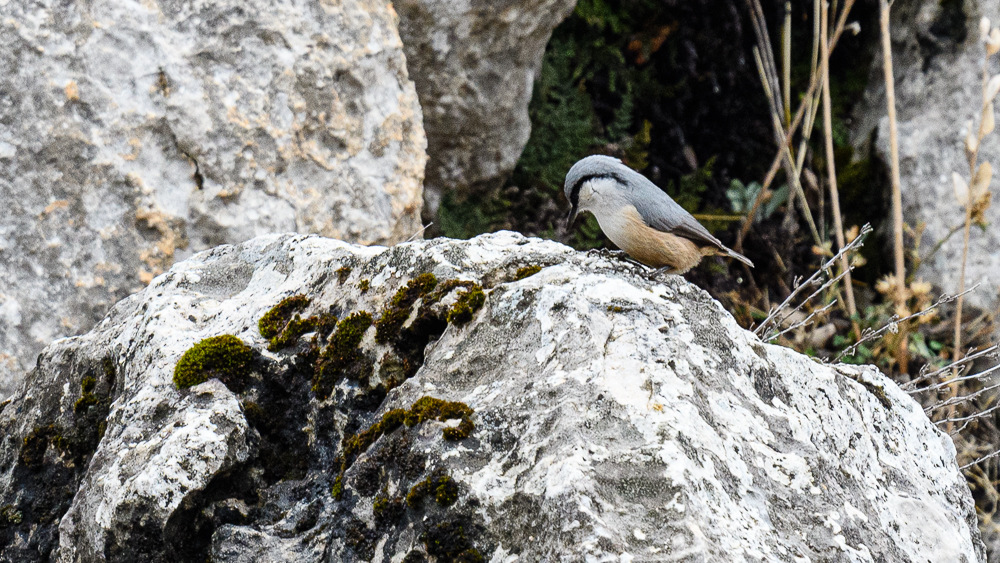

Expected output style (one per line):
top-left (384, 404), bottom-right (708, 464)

top-left (0, 0), bottom-right (427, 398)
top-left (394, 0), bottom-right (576, 216)
top-left (853, 0), bottom-right (1000, 309)
top-left (0, 232), bottom-right (984, 561)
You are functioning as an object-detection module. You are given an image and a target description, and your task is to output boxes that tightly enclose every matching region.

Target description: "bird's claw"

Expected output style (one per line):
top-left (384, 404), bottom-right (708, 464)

top-left (646, 266), bottom-right (674, 280)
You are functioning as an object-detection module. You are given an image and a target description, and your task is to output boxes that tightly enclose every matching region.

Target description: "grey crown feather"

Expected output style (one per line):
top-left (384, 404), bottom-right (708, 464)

top-left (564, 155), bottom-right (725, 251)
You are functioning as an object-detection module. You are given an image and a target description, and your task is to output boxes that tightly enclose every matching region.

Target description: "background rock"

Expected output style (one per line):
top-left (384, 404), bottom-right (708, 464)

top-left (0, 232), bottom-right (984, 561)
top-left (0, 0), bottom-right (427, 399)
top-left (394, 0), bottom-right (576, 218)
top-left (853, 0), bottom-right (1000, 310)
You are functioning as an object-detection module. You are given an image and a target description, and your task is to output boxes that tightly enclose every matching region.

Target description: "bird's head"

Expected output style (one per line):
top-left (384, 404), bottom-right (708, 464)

top-left (563, 155), bottom-right (629, 226)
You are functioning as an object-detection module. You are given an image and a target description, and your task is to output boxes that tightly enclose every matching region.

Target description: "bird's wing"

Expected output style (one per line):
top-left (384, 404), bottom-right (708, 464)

top-left (626, 171), bottom-right (726, 251)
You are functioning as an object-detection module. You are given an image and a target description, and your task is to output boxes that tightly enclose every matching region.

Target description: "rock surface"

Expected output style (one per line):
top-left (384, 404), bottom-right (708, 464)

top-left (0, 0), bottom-right (426, 398)
top-left (853, 0), bottom-right (1000, 310)
top-left (0, 232), bottom-right (985, 562)
top-left (394, 0), bottom-right (576, 217)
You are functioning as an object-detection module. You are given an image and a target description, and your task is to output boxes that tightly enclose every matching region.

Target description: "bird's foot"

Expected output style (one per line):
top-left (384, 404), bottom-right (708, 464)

top-left (646, 266), bottom-right (677, 280)
top-left (587, 248), bottom-right (626, 259)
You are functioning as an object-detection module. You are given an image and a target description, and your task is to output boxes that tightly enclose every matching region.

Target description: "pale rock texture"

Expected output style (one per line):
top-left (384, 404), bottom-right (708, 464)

top-left (853, 0), bottom-right (1000, 311)
top-left (394, 0), bottom-right (576, 216)
top-left (0, 0), bottom-right (427, 399)
top-left (0, 232), bottom-right (984, 562)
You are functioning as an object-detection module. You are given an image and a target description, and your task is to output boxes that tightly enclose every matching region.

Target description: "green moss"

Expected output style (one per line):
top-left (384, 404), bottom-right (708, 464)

top-left (73, 392), bottom-right (99, 414)
top-left (333, 396), bottom-right (475, 502)
top-left (434, 475), bottom-right (459, 506)
top-left (259, 294), bottom-right (310, 339)
top-left (314, 312), bottom-right (339, 340)
top-left (403, 396), bottom-right (475, 441)
top-left (74, 375), bottom-right (101, 414)
top-left (332, 474), bottom-right (344, 500)
top-left (358, 279), bottom-right (371, 293)
top-left (242, 401), bottom-right (266, 427)
top-left (336, 266), bottom-right (353, 283)
top-left (268, 314), bottom-right (318, 351)
top-left (375, 274), bottom-right (439, 344)
top-left (372, 490), bottom-right (406, 528)
top-left (173, 335), bottom-right (253, 391)
top-left (446, 286), bottom-right (486, 326)
top-left (513, 265), bottom-right (543, 281)
top-left (313, 311), bottom-right (374, 399)
top-left (406, 474), bottom-right (458, 509)
top-left (606, 305), bottom-right (624, 313)
top-left (20, 425), bottom-right (54, 469)
top-left (421, 519), bottom-right (482, 561)
top-left (0, 505), bottom-right (22, 526)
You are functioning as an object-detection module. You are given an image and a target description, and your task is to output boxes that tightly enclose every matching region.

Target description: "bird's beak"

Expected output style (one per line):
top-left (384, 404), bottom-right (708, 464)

top-left (566, 204), bottom-right (578, 227)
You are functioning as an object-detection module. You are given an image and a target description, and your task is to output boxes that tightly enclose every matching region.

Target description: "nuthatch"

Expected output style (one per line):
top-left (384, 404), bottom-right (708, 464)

top-left (564, 155), bottom-right (754, 275)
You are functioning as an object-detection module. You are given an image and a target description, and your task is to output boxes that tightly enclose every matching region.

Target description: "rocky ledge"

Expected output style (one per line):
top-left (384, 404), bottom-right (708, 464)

top-left (0, 232), bottom-right (985, 562)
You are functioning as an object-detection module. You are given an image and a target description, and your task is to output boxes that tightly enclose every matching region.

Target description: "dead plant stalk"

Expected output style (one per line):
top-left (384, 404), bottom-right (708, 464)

top-left (879, 0), bottom-right (908, 372)
top-left (820, 0), bottom-right (857, 322)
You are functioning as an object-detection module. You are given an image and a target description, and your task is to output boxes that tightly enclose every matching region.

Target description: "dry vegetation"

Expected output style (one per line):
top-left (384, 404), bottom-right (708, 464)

top-left (742, 0), bottom-right (1000, 545)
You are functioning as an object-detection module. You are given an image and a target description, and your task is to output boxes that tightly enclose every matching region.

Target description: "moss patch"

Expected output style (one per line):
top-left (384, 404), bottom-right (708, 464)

top-left (403, 396), bottom-right (475, 441)
top-left (373, 490), bottom-right (406, 528)
top-left (332, 396), bottom-right (474, 501)
top-left (313, 312), bottom-right (374, 399)
top-left (375, 274), bottom-right (439, 344)
top-left (0, 505), bottom-right (22, 526)
top-left (421, 519), bottom-right (484, 562)
top-left (19, 425), bottom-right (55, 470)
top-left (446, 285), bottom-right (486, 326)
top-left (358, 279), bottom-right (371, 293)
top-left (173, 335), bottom-right (253, 391)
top-left (267, 314), bottom-right (318, 352)
top-left (258, 295), bottom-right (310, 339)
top-left (406, 473), bottom-right (459, 509)
top-left (513, 265), bottom-right (542, 280)
top-left (336, 266), bottom-right (353, 284)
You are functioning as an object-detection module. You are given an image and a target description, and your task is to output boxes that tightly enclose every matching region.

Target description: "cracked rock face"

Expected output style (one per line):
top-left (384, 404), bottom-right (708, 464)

top-left (394, 0), bottom-right (576, 216)
top-left (853, 0), bottom-right (1000, 311)
top-left (0, 232), bottom-right (985, 561)
top-left (0, 0), bottom-right (427, 398)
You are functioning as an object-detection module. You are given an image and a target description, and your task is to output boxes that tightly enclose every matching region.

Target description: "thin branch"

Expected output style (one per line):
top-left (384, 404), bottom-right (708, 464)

top-left (756, 223), bottom-right (871, 338)
top-left (821, 0), bottom-right (858, 320)
top-left (960, 448), bottom-right (1000, 471)
top-left (936, 400), bottom-right (1000, 426)
top-left (833, 284), bottom-right (981, 362)
top-left (925, 373), bottom-right (1000, 412)
top-left (904, 343), bottom-right (1000, 390)
top-left (919, 221), bottom-right (965, 266)
top-left (769, 299), bottom-right (839, 342)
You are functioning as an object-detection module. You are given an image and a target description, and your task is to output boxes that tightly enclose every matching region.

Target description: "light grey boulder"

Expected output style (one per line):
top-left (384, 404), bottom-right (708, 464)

top-left (394, 0), bottom-right (576, 217)
top-left (0, 0), bottom-right (427, 399)
top-left (852, 1), bottom-right (999, 311)
top-left (0, 232), bottom-right (985, 561)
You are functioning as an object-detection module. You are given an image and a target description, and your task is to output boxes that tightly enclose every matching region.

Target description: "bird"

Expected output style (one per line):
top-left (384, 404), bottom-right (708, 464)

top-left (564, 155), bottom-right (754, 276)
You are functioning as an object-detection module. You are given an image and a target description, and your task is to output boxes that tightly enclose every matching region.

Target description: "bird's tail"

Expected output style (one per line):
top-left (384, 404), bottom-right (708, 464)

top-left (725, 247), bottom-right (754, 268)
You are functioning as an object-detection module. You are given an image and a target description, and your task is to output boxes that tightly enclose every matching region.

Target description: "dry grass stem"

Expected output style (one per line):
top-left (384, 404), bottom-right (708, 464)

top-left (832, 283), bottom-right (980, 362)
top-left (736, 0), bottom-right (857, 250)
top-left (755, 223), bottom-right (871, 340)
top-left (753, 47), bottom-right (822, 246)
top-left (904, 344), bottom-right (1000, 391)
top-left (820, 0), bottom-right (858, 321)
